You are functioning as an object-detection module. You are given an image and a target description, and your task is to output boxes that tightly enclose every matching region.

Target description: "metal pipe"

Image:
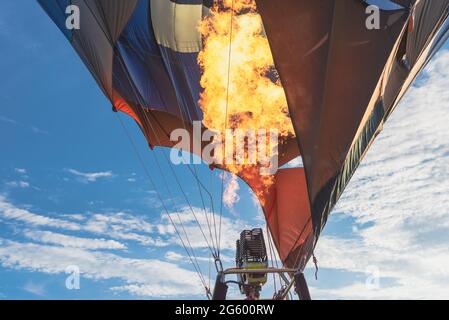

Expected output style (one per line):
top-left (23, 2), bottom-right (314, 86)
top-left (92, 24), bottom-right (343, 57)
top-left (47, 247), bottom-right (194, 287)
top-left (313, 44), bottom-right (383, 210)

top-left (279, 272), bottom-right (291, 285)
top-left (224, 267), bottom-right (296, 275)
top-left (280, 277), bottom-right (296, 300)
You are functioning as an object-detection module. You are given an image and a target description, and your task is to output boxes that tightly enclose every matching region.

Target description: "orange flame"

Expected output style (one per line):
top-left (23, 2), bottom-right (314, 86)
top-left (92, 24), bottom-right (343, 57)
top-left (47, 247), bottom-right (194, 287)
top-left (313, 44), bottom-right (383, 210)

top-left (198, 0), bottom-right (294, 207)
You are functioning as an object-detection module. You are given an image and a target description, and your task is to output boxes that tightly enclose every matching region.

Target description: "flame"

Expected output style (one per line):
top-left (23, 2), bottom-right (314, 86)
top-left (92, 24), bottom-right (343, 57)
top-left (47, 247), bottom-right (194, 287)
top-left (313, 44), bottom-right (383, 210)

top-left (198, 0), bottom-right (294, 206)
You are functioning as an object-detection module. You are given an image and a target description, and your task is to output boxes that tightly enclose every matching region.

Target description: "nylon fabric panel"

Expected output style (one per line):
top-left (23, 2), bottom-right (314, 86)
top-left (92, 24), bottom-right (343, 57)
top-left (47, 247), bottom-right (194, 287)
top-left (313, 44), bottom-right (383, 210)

top-left (70, 0), bottom-right (115, 99)
top-left (37, 0), bottom-right (73, 40)
top-left (83, 0), bottom-right (139, 43)
top-left (257, 0), bottom-right (407, 238)
top-left (114, 0), bottom-right (180, 115)
top-left (246, 167), bottom-right (313, 269)
top-left (406, 1), bottom-right (449, 66)
top-left (150, 0), bottom-right (204, 53)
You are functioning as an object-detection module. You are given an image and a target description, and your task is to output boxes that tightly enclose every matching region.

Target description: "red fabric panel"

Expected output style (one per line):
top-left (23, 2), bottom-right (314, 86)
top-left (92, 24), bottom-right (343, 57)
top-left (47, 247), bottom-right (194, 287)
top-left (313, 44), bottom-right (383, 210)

top-left (268, 168), bottom-right (313, 265)
top-left (244, 167), bottom-right (313, 267)
top-left (112, 92), bottom-right (143, 127)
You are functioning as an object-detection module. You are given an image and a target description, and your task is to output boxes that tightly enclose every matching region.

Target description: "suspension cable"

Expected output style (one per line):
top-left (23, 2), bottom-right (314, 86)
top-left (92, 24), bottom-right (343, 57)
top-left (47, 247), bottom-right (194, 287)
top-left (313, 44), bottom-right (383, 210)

top-left (143, 111), bottom-right (219, 255)
top-left (110, 41), bottom-right (218, 261)
top-left (114, 49), bottom-right (211, 295)
top-left (114, 113), bottom-right (209, 292)
top-left (142, 111), bottom-right (218, 258)
top-left (266, 225), bottom-right (277, 293)
top-left (218, 0), bottom-right (235, 258)
top-left (80, 0), bottom-right (214, 293)
top-left (80, 0), bottom-right (243, 296)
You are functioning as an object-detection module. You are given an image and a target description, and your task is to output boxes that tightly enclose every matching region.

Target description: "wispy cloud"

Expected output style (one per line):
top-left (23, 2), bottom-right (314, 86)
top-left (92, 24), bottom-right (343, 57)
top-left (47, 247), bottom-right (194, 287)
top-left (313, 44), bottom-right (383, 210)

top-left (67, 169), bottom-right (114, 183)
top-left (0, 195), bottom-right (207, 297)
top-left (24, 230), bottom-right (127, 250)
top-left (0, 195), bottom-right (166, 247)
top-left (0, 115), bottom-right (48, 135)
top-left (165, 250), bottom-right (233, 264)
top-left (5, 181), bottom-right (30, 189)
top-left (30, 126), bottom-right (48, 135)
top-left (0, 115), bottom-right (18, 125)
top-left (164, 251), bottom-right (184, 261)
top-left (5, 168), bottom-right (31, 189)
top-left (0, 195), bottom-right (81, 230)
top-left (84, 212), bottom-right (167, 247)
top-left (127, 173), bottom-right (137, 183)
top-left (0, 192), bottom-right (249, 297)
top-left (22, 281), bottom-right (46, 296)
top-left (222, 173), bottom-right (240, 211)
top-left (159, 207), bottom-right (248, 251)
top-left (14, 168), bottom-right (27, 175)
top-left (0, 239), bottom-right (203, 298)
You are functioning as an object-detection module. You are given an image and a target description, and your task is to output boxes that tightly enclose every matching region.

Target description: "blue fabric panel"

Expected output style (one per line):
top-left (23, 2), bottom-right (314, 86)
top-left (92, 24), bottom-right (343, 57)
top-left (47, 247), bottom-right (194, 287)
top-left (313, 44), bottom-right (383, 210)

top-left (147, 1), bottom-right (204, 123)
top-left (37, 0), bottom-right (73, 40)
top-left (426, 14), bottom-right (449, 65)
top-left (114, 0), bottom-right (180, 116)
top-left (39, 0), bottom-right (205, 125)
top-left (158, 47), bottom-right (203, 122)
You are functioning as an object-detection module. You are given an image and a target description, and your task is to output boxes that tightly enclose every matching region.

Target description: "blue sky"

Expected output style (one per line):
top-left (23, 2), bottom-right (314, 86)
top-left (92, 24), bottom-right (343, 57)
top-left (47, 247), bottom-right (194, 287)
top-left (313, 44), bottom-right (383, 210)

top-left (1, 0), bottom-right (449, 300)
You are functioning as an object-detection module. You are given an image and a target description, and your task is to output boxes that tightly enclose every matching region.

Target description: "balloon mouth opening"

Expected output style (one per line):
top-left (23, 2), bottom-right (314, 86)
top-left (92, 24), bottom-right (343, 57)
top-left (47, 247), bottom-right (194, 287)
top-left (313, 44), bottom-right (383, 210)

top-left (196, 0), bottom-right (296, 209)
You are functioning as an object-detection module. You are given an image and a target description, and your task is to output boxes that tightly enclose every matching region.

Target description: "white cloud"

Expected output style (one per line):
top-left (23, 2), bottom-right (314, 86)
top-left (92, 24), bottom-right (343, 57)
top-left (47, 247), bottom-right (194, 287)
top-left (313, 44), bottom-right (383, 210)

top-left (281, 156), bottom-right (303, 168)
top-left (23, 281), bottom-right (46, 296)
top-left (67, 169), bottom-right (114, 183)
top-left (85, 213), bottom-right (154, 234)
top-left (165, 251), bottom-right (184, 262)
top-left (222, 173), bottom-right (240, 210)
top-left (0, 196), bottom-right (245, 297)
top-left (62, 214), bottom-right (86, 221)
top-left (0, 115), bottom-right (47, 135)
top-left (110, 283), bottom-right (200, 297)
top-left (0, 195), bottom-right (166, 247)
top-left (5, 181), bottom-right (29, 188)
top-left (0, 239), bottom-right (204, 298)
top-left (0, 195), bottom-right (81, 231)
top-left (14, 168), bottom-right (27, 174)
top-left (160, 207), bottom-right (248, 251)
top-left (0, 194), bottom-right (212, 297)
top-left (83, 213), bottom-right (168, 247)
top-left (24, 230), bottom-right (127, 250)
top-left (165, 250), bottom-right (233, 264)
top-left (30, 125), bottom-right (48, 135)
top-left (0, 115), bottom-right (18, 125)
top-left (313, 50), bottom-right (449, 299)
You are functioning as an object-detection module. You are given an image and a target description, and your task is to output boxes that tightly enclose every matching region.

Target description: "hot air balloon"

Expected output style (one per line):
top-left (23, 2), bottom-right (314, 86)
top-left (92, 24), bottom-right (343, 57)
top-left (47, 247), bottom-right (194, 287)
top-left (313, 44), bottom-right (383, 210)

top-left (37, 0), bottom-right (449, 300)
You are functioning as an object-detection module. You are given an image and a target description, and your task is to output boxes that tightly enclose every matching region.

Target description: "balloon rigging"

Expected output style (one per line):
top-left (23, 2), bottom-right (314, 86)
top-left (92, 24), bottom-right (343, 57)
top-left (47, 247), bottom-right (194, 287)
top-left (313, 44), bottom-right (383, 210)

top-left (37, 0), bottom-right (449, 300)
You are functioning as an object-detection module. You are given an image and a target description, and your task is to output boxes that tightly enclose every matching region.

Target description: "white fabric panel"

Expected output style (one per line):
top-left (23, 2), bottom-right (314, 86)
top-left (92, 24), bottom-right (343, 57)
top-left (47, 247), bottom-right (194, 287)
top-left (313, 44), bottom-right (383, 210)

top-left (150, 0), bottom-right (204, 53)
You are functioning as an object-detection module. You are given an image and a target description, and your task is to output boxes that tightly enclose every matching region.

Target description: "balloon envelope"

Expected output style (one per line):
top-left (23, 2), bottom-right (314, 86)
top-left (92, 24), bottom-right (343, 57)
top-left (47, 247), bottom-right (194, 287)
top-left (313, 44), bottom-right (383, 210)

top-left (38, 0), bottom-right (449, 269)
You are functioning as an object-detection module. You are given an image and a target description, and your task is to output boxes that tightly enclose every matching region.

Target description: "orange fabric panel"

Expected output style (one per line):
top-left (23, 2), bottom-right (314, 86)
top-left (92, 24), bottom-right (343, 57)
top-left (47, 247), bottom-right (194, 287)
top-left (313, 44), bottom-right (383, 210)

top-left (268, 168), bottom-right (313, 265)
top-left (112, 93), bottom-right (143, 127)
top-left (243, 167), bottom-right (313, 267)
